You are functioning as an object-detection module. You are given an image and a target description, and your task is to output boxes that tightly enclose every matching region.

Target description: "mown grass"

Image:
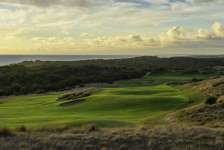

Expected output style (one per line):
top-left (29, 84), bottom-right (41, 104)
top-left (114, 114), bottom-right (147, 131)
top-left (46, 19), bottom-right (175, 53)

top-left (0, 82), bottom-right (202, 129)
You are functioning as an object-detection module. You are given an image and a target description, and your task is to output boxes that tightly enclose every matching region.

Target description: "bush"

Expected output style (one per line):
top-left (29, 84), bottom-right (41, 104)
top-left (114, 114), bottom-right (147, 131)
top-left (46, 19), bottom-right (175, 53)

top-left (191, 78), bottom-right (202, 82)
top-left (86, 125), bottom-right (98, 132)
top-left (0, 128), bottom-right (14, 137)
top-left (16, 125), bottom-right (27, 132)
top-left (205, 96), bottom-right (217, 105)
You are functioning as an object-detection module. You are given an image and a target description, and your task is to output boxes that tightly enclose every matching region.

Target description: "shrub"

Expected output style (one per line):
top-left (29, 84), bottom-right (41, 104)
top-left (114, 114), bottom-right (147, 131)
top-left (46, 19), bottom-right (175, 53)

top-left (191, 78), bottom-right (202, 82)
top-left (79, 84), bottom-right (85, 88)
top-left (0, 128), bottom-right (14, 137)
top-left (17, 125), bottom-right (27, 132)
top-left (205, 96), bottom-right (217, 105)
top-left (86, 125), bottom-right (98, 132)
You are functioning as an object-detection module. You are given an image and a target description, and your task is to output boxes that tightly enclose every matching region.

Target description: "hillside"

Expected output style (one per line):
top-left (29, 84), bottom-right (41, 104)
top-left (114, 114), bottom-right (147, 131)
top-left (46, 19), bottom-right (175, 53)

top-left (0, 71), bottom-right (224, 149)
top-left (0, 56), bottom-right (224, 96)
top-left (1, 60), bottom-right (224, 149)
top-left (174, 76), bottom-right (224, 128)
top-left (190, 76), bottom-right (224, 98)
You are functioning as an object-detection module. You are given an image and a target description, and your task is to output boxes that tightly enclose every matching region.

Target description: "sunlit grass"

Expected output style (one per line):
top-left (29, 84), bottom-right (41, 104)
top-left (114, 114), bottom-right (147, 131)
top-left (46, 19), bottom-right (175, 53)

top-left (0, 83), bottom-right (201, 129)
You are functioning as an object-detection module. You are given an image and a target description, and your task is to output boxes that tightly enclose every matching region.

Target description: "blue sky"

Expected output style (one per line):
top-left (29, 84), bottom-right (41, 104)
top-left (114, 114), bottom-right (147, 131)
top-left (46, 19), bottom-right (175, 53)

top-left (0, 0), bottom-right (224, 55)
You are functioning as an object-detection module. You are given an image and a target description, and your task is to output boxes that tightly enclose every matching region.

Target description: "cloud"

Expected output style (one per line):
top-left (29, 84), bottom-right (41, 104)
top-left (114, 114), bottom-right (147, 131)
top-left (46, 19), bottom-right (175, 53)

top-left (159, 22), bottom-right (224, 46)
top-left (196, 29), bottom-right (213, 39)
top-left (0, 0), bottom-right (167, 8)
top-left (0, 0), bottom-right (109, 8)
top-left (0, 0), bottom-right (223, 55)
top-left (193, 0), bottom-right (224, 4)
top-left (159, 26), bottom-right (191, 45)
top-left (212, 22), bottom-right (224, 37)
top-left (1, 21), bottom-right (224, 54)
top-left (78, 22), bottom-right (224, 51)
top-left (0, 0), bottom-right (223, 9)
top-left (128, 34), bottom-right (143, 42)
top-left (165, 26), bottom-right (186, 40)
top-left (0, 8), bottom-right (27, 27)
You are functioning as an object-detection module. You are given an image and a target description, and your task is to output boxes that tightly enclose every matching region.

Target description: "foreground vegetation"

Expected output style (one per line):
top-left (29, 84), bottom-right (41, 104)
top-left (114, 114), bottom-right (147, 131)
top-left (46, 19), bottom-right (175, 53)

top-left (1, 126), bottom-right (224, 150)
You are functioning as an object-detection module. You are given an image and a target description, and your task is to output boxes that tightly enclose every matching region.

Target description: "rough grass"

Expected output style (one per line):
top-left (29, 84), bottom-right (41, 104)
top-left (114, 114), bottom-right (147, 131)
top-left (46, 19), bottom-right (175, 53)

top-left (1, 126), bottom-right (224, 150)
top-left (176, 102), bottom-right (224, 128)
top-left (172, 76), bottom-right (224, 128)
top-left (0, 84), bottom-right (200, 129)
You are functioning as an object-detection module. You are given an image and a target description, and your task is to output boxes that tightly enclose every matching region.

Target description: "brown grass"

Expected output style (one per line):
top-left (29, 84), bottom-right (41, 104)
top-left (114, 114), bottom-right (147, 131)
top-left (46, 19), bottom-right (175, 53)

top-left (0, 126), bottom-right (224, 150)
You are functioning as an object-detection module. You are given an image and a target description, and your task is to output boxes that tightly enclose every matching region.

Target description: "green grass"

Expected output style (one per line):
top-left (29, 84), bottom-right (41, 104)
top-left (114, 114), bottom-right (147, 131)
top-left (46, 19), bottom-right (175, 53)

top-left (0, 84), bottom-right (202, 129)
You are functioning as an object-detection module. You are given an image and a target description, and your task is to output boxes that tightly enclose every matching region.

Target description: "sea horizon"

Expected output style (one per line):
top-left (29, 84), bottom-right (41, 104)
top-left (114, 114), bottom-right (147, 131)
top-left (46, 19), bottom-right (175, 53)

top-left (0, 55), bottom-right (138, 66)
top-left (1, 54), bottom-right (224, 66)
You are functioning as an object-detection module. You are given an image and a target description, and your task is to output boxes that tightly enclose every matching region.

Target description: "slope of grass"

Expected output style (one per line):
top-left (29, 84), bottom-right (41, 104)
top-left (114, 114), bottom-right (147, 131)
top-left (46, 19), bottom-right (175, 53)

top-left (0, 84), bottom-right (201, 129)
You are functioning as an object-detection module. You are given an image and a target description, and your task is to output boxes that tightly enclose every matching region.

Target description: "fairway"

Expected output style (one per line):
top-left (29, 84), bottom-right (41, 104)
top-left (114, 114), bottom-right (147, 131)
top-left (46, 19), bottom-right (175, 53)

top-left (0, 85), bottom-right (198, 128)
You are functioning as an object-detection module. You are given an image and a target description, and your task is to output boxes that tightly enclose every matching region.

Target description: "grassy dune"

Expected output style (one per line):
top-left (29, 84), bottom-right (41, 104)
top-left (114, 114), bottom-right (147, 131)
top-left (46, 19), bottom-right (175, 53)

top-left (0, 84), bottom-right (201, 129)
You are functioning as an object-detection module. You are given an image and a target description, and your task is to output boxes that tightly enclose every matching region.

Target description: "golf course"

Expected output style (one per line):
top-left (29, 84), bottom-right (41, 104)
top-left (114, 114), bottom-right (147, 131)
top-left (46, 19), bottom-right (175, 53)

top-left (0, 75), bottom-right (204, 129)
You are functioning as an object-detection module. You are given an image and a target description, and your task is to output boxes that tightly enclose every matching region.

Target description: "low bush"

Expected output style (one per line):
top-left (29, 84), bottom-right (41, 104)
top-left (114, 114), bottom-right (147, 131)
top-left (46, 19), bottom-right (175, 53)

top-left (16, 125), bottom-right (27, 132)
top-left (191, 78), bottom-right (202, 82)
top-left (86, 125), bottom-right (98, 133)
top-left (205, 96), bottom-right (217, 105)
top-left (0, 128), bottom-right (14, 137)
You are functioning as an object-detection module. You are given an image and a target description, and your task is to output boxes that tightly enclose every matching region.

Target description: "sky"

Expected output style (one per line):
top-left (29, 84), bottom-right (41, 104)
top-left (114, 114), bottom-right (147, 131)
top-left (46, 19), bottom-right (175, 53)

top-left (0, 0), bottom-right (224, 55)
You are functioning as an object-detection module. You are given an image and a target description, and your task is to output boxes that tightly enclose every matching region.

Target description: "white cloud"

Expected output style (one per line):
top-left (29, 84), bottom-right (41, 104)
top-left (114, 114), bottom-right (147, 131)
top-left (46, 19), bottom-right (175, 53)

top-left (0, 9), bottom-right (27, 27)
top-left (0, 0), bottom-right (223, 54)
top-left (212, 22), bottom-right (224, 37)
top-left (1, 21), bottom-right (224, 54)
top-left (165, 26), bottom-right (186, 40)
top-left (196, 29), bottom-right (213, 39)
top-left (0, 0), bottom-right (109, 8)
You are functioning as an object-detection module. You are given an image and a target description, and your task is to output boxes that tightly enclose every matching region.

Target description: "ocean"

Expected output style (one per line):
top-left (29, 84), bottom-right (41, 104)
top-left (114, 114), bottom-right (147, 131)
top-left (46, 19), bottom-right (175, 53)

top-left (0, 55), bottom-right (136, 66)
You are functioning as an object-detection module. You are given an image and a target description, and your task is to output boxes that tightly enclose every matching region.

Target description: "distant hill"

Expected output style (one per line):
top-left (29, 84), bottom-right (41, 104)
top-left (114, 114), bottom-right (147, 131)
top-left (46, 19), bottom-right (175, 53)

top-left (1, 56), bottom-right (224, 96)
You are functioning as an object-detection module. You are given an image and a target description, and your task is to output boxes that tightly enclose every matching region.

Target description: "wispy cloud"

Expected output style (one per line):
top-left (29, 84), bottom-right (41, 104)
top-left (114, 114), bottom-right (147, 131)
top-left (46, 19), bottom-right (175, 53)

top-left (0, 0), bottom-right (223, 54)
top-left (1, 0), bottom-right (220, 8)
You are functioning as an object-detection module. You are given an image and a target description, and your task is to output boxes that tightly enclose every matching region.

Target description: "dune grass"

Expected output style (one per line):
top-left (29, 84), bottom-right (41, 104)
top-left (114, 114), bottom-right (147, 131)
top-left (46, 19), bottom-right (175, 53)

top-left (0, 83), bottom-right (202, 129)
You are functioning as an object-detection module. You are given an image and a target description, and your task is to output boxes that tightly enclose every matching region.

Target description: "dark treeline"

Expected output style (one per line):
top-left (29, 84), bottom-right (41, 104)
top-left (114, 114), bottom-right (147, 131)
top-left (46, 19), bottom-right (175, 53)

top-left (0, 56), bottom-right (224, 96)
